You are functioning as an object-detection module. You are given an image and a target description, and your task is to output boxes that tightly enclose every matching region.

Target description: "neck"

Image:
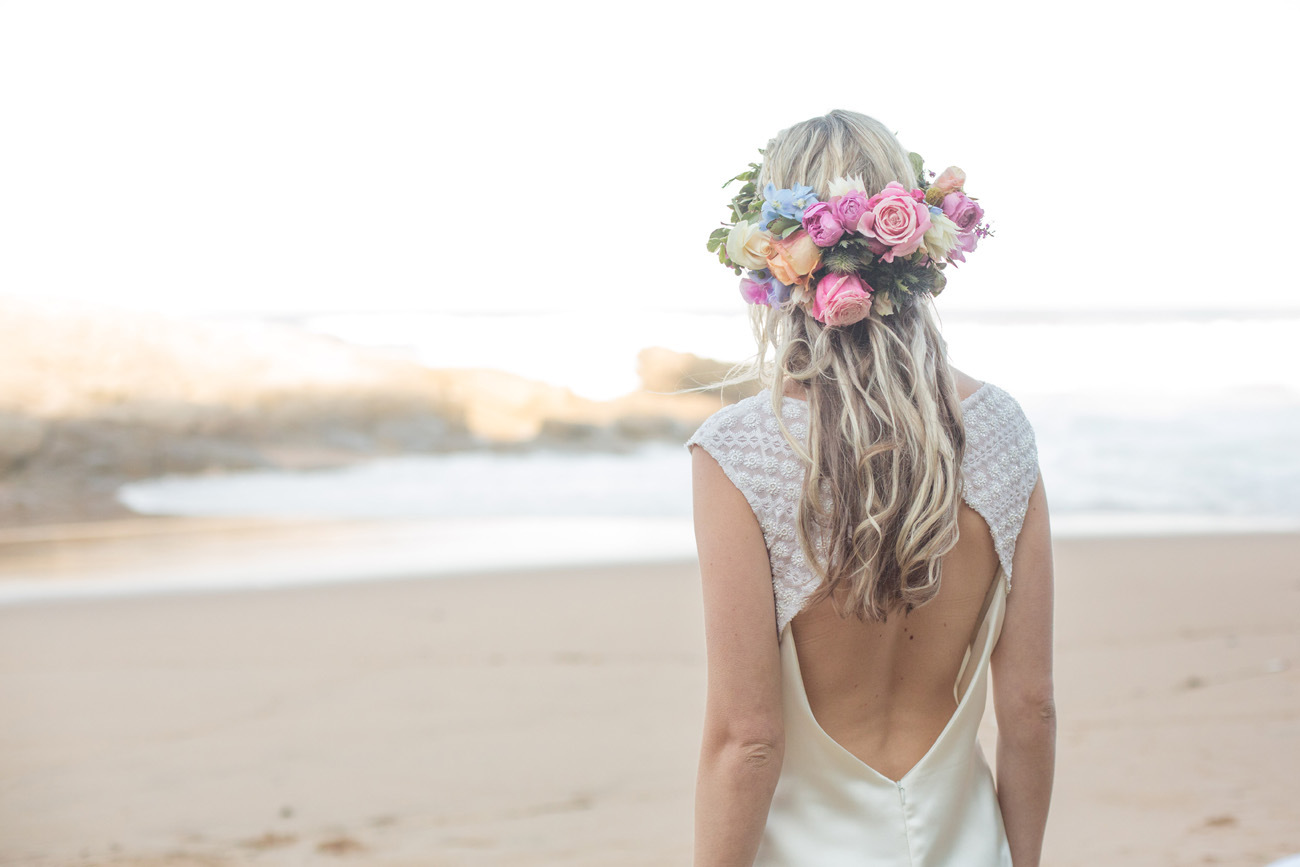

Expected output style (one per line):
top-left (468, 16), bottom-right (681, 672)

top-left (781, 381), bottom-right (808, 400)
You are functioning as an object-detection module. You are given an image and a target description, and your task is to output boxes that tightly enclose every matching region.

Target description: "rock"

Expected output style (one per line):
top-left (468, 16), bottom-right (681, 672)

top-left (637, 346), bottom-right (761, 403)
top-left (0, 298), bottom-right (744, 525)
top-left (614, 414), bottom-right (686, 441)
top-left (0, 412), bottom-right (48, 473)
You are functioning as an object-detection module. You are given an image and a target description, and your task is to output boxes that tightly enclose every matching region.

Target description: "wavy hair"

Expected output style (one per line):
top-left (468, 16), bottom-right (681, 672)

top-left (725, 110), bottom-right (967, 621)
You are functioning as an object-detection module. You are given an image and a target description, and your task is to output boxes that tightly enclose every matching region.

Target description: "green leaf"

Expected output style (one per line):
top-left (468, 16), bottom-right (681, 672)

top-left (908, 152), bottom-right (926, 188)
top-left (723, 168), bottom-right (755, 188)
top-left (781, 224), bottom-right (801, 239)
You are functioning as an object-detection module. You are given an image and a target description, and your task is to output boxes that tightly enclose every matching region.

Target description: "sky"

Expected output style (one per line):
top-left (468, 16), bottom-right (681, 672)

top-left (1, 1), bottom-right (1297, 318)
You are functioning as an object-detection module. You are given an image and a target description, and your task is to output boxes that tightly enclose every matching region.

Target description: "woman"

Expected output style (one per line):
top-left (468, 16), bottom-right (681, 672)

top-left (686, 110), bottom-right (1055, 866)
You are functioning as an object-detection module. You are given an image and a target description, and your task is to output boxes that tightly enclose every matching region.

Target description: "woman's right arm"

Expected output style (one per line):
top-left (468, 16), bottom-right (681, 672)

top-left (990, 473), bottom-right (1056, 866)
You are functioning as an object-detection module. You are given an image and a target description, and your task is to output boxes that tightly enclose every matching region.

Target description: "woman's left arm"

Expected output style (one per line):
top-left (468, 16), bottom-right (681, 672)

top-left (689, 445), bottom-right (784, 867)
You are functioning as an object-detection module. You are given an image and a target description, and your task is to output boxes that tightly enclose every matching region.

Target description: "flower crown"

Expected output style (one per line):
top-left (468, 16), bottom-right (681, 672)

top-left (706, 152), bottom-right (992, 326)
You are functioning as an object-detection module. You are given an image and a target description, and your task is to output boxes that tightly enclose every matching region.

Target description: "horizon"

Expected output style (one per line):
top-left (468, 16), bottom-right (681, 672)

top-left (9, 292), bottom-right (1300, 323)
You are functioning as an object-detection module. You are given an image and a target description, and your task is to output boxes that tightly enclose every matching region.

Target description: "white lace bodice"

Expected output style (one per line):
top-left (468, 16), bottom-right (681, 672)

top-left (684, 382), bottom-right (1040, 635)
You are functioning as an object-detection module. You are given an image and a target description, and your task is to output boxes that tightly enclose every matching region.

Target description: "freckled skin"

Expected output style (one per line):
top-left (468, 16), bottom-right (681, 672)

top-left (785, 367), bottom-right (1001, 782)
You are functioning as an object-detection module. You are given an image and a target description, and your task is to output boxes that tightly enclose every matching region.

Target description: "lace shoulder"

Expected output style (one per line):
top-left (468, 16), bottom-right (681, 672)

top-left (684, 383), bottom-right (1040, 634)
top-left (959, 383), bottom-right (1041, 590)
top-left (684, 394), bottom-right (820, 633)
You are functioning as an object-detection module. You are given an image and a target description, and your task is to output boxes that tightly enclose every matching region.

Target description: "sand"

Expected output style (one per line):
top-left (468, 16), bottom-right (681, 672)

top-left (1, 531), bottom-right (1298, 866)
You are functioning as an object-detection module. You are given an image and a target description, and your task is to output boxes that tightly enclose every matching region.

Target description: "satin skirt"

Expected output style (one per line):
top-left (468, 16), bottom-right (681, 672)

top-left (753, 574), bottom-right (1013, 867)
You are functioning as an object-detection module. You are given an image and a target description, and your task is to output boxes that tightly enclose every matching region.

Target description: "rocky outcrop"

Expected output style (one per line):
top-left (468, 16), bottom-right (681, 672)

top-left (0, 298), bottom-right (744, 524)
top-left (636, 346), bottom-right (762, 405)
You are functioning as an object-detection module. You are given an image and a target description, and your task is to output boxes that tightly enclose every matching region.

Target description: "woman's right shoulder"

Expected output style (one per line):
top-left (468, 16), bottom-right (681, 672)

top-left (958, 376), bottom-right (1041, 588)
top-left (964, 380), bottom-right (1037, 444)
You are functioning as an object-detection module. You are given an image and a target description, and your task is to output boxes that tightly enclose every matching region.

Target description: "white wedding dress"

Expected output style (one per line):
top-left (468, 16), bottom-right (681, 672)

top-left (685, 382), bottom-right (1040, 866)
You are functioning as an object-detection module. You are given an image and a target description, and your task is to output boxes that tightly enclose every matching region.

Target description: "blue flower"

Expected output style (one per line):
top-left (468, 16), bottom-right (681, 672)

top-left (760, 183), bottom-right (819, 230)
top-left (767, 279), bottom-right (791, 306)
top-left (928, 205), bottom-right (943, 216)
top-left (739, 269), bottom-right (788, 308)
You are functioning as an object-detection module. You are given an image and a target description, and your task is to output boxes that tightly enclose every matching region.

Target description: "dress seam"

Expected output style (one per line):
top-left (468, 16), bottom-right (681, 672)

top-left (898, 780), bottom-right (916, 866)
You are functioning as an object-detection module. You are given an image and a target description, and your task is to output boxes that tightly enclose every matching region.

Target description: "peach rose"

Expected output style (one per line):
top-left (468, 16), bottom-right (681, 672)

top-left (932, 166), bottom-right (966, 195)
top-left (765, 230), bottom-right (822, 289)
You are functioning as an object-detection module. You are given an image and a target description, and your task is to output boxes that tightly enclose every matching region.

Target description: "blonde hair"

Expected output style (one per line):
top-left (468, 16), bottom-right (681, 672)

top-left (733, 110), bottom-right (965, 621)
top-left (757, 110), bottom-right (920, 209)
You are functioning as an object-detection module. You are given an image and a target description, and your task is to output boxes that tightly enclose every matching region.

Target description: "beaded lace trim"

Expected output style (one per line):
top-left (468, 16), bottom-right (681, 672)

top-left (685, 383), bottom-right (1039, 635)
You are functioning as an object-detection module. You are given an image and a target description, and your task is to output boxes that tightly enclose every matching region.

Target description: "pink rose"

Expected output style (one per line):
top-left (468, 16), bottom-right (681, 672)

top-left (856, 181), bottom-right (932, 263)
top-left (800, 201), bottom-right (845, 247)
top-left (812, 272), bottom-right (873, 326)
top-left (941, 191), bottom-right (984, 233)
top-left (932, 166), bottom-right (966, 195)
top-left (829, 192), bottom-right (869, 229)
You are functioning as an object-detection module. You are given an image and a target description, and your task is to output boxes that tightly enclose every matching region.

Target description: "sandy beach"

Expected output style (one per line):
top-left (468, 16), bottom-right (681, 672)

top-left (1, 530), bottom-right (1298, 866)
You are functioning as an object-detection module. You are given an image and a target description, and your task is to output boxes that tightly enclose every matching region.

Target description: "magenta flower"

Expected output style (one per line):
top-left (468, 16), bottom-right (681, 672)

top-left (829, 192), bottom-right (869, 230)
top-left (947, 231), bottom-right (979, 264)
top-left (738, 272), bottom-right (775, 305)
top-left (800, 201), bottom-right (845, 247)
top-left (941, 192), bottom-right (984, 234)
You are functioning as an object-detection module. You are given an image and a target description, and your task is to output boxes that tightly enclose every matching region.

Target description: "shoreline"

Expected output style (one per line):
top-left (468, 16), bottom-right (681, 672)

top-left (3, 511), bottom-right (1300, 607)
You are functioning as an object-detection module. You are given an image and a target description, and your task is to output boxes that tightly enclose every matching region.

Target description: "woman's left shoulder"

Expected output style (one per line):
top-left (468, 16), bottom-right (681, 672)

top-left (684, 393), bottom-right (768, 451)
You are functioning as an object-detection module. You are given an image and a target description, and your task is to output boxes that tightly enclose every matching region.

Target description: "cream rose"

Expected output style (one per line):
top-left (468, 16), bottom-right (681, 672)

top-left (725, 220), bottom-right (775, 271)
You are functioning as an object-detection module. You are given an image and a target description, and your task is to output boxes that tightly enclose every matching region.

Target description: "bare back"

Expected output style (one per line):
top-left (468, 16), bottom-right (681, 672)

top-left (785, 371), bottom-right (997, 781)
top-left (687, 365), bottom-right (1050, 866)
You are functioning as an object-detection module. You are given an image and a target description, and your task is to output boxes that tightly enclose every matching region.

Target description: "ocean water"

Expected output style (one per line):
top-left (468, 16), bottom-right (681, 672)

top-left (121, 308), bottom-right (1300, 534)
top-left (116, 391), bottom-right (1300, 534)
top-left (95, 310), bottom-right (1300, 600)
